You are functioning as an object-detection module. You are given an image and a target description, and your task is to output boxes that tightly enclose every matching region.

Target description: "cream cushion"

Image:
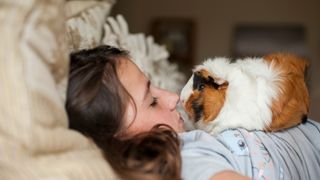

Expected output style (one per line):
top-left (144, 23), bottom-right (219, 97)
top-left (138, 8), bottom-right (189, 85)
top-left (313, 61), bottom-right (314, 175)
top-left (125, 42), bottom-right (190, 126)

top-left (66, 0), bottom-right (115, 51)
top-left (0, 0), bottom-right (118, 179)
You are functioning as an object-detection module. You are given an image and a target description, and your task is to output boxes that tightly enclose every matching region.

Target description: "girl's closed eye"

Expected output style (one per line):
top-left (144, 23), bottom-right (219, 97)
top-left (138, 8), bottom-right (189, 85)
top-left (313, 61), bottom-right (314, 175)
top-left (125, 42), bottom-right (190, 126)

top-left (150, 97), bottom-right (158, 107)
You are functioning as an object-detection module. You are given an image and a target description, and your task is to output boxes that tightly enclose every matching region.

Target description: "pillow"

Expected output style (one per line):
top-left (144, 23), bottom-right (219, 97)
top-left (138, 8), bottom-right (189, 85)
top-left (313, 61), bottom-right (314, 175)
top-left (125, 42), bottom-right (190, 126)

top-left (66, 0), bottom-right (115, 51)
top-left (0, 0), bottom-right (118, 179)
top-left (102, 15), bottom-right (186, 93)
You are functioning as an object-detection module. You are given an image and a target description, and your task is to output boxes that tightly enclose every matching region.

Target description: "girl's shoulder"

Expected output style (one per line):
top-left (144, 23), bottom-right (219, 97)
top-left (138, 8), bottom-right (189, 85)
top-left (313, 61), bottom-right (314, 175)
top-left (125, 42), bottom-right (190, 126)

top-left (180, 119), bottom-right (320, 143)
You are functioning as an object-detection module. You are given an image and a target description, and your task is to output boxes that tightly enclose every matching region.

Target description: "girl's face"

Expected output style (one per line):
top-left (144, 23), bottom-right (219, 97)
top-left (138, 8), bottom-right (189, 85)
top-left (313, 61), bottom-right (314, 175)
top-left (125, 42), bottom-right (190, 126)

top-left (118, 58), bottom-right (184, 136)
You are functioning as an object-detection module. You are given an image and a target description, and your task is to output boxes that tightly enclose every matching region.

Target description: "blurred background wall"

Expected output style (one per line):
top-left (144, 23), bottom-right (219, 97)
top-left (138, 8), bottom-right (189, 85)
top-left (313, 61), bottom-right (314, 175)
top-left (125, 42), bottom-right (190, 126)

top-left (111, 0), bottom-right (320, 121)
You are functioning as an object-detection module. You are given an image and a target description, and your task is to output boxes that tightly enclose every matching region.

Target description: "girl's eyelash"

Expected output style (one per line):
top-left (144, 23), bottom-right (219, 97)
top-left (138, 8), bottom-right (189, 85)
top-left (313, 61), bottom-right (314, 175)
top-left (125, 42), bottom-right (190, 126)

top-left (150, 97), bottom-right (158, 107)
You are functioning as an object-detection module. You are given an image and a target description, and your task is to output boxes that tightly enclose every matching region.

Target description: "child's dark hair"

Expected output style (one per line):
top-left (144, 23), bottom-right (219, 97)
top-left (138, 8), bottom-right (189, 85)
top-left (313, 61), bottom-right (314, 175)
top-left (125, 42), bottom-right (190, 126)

top-left (66, 45), bottom-right (181, 180)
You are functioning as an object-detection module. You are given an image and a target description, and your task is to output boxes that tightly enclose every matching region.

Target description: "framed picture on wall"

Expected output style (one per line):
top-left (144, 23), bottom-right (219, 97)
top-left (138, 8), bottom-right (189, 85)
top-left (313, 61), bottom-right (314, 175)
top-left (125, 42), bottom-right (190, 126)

top-left (233, 25), bottom-right (307, 58)
top-left (151, 18), bottom-right (195, 76)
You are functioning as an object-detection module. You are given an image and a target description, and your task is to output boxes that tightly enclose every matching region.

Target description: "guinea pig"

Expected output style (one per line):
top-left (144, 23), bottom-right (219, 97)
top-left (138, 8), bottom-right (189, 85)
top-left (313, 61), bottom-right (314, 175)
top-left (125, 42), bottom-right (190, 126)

top-left (180, 53), bottom-right (309, 135)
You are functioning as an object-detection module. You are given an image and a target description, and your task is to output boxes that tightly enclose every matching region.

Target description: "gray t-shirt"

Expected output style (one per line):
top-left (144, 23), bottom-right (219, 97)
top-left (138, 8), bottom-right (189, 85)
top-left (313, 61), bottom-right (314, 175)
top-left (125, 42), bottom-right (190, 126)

top-left (180, 120), bottom-right (320, 180)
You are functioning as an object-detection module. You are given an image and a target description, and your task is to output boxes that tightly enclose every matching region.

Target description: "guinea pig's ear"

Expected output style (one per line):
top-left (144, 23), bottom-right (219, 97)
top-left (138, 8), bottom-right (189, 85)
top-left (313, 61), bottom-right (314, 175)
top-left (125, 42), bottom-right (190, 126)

top-left (208, 76), bottom-right (228, 90)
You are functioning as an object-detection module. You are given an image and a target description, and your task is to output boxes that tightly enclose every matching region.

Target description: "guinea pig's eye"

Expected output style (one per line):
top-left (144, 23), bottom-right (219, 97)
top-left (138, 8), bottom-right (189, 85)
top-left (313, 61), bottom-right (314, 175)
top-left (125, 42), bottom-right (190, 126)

top-left (197, 83), bottom-right (205, 91)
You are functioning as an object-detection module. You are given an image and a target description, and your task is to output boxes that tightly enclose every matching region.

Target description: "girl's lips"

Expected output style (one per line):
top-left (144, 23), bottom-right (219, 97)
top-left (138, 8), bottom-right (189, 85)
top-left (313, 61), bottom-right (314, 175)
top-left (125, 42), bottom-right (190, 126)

top-left (178, 116), bottom-right (185, 132)
top-left (177, 112), bottom-right (183, 121)
top-left (178, 114), bottom-right (184, 125)
top-left (180, 116), bottom-right (184, 122)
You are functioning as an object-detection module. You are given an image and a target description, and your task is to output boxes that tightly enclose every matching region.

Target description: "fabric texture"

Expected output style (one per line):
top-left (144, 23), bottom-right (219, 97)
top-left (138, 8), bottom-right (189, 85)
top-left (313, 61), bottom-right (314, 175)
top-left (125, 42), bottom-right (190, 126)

top-left (66, 1), bottom-right (186, 94)
top-left (0, 0), bottom-right (118, 179)
top-left (180, 120), bottom-right (320, 180)
top-left (102, 15), bottom-right (186, 93)
top-left (66, 0), bottom-right (115, 51)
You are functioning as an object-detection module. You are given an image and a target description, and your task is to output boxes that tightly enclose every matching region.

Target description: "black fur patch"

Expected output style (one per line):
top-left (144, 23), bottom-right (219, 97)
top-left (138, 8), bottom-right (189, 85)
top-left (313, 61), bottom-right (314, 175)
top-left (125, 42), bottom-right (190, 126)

top-left (193, 72), bottom-right (219, 90)
top-left (208, 76), bottom-right (220, 89)
top-left (193, 72), bottom-right (206, 90)
top-left (192, 100), bottom-right (203, 122)
top-left (301, 114), bottom-right (308, 124)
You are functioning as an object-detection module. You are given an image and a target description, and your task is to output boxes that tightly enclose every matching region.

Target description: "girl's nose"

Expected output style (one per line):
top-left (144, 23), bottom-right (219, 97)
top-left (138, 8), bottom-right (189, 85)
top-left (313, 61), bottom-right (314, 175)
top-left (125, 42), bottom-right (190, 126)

top-left (167, 91), bottom-right (179, 111)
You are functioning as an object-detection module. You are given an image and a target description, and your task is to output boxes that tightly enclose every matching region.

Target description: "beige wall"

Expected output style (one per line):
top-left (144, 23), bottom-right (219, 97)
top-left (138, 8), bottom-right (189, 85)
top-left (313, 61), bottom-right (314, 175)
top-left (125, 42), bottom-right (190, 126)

top-left (112, 0), bottom-right (320, 120)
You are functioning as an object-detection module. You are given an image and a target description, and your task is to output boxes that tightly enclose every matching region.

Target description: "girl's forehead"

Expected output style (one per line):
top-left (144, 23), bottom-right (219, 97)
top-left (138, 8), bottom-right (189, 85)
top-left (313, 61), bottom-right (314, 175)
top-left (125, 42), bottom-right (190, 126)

top-left (117, 58), bottom-right (148, 99)
top-left (117, 58), bottom-right (139, 75)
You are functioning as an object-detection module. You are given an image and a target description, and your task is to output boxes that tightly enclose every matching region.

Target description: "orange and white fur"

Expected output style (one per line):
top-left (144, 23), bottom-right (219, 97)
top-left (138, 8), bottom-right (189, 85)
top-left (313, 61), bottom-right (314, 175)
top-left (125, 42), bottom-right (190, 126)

top-left (180, 53), bottom-right (309, 135)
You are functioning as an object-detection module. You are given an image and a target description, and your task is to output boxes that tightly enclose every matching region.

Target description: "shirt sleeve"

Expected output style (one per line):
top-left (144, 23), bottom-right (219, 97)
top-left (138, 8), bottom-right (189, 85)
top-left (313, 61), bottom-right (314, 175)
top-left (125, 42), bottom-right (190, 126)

top-left (180, 130), bottom-right (238, 180)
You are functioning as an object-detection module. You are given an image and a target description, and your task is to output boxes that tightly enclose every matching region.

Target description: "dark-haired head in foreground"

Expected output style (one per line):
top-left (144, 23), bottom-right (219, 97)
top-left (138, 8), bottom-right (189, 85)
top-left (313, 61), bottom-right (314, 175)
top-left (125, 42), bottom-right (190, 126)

top-left (66, 45), bottom-right (182, 180)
